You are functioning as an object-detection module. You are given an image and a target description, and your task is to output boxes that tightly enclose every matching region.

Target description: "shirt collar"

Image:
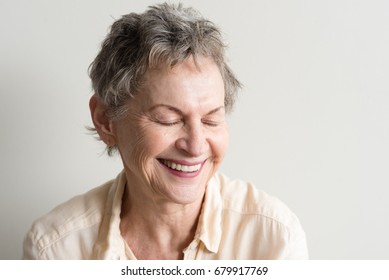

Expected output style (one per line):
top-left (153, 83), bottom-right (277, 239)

top-left (94, 171), bottom-right (223, 258)
top-left (193, 174), bottom-right (223, 254)
top-left (93, 170), bottom-right (127, 259)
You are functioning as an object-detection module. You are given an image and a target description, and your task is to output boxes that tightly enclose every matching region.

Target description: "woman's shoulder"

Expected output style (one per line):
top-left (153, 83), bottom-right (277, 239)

top-left (207, 173), bottom-right (308, 259)
top-left (23, 177), bottom-right (116, 259)
top-left (34, 180), bottom-right (113, 229)
top-left (212, 172), bottom-right (300, 228)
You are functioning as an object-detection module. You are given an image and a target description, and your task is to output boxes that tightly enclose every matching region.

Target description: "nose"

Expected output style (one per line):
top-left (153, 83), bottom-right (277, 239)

top-left (175, 122), bottom-right (208, 157)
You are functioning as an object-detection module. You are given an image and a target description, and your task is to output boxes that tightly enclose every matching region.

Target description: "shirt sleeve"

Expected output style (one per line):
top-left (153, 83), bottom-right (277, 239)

top-left (22, 229), bottom-right (42, 260)
top-left (284, 217), bottom-right (309, 259)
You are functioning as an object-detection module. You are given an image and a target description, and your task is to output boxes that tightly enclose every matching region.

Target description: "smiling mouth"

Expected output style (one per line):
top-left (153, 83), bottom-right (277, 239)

top-left (159, 159), bottom-right (203, 173)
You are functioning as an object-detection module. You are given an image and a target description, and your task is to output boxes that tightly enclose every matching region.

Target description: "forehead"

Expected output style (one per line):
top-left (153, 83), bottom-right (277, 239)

top-left (137, 56), bottom-right (225, 107)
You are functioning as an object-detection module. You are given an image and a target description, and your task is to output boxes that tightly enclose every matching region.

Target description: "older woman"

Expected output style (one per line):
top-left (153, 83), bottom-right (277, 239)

top-left (23, 3), bottom-right (308, 260)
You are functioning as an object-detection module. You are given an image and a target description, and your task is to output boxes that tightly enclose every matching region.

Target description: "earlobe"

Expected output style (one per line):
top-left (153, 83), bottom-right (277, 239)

top-left (89, 95), bottom-right (116, 146)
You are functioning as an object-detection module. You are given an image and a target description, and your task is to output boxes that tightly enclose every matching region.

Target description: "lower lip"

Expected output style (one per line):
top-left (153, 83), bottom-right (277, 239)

top-left (159, 160), bottom-right (206, 178)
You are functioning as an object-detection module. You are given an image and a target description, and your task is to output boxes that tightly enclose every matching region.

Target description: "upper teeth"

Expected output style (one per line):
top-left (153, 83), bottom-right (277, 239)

top-left (162, 160), bottom-right (202, 173)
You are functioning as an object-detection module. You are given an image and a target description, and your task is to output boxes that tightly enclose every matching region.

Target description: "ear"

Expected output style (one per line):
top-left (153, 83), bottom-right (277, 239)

top-left (89, 95), bottom-right (116, 146)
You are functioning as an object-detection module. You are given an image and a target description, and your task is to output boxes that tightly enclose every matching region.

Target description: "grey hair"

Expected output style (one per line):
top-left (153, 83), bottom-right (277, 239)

top-left (89, 2), bottom-right (241, 155)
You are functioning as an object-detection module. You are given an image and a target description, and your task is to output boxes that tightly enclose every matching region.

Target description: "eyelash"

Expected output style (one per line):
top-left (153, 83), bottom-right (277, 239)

top-left (158, 120), bottom-right (182, 126)
top-left (157, 120), bottom-right (218, 127)
top-left (202, 120), bottom-right (218, 127)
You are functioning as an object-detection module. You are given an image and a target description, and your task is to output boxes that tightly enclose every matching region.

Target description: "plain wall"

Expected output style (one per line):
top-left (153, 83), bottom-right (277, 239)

top-left (1, 0), bottom-right (388, 259)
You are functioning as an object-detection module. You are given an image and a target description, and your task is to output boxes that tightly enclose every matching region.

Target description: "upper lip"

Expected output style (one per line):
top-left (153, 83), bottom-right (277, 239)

top-left (158, 158), bottom-right (206, 166)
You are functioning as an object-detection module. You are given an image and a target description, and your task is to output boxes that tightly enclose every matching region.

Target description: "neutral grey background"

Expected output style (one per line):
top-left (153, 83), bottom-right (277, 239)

top-left (1, 0), bottom-right (388, 259)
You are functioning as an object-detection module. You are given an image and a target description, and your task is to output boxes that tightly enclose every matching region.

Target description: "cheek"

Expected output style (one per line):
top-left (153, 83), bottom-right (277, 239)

top-left (209, 128), bottom-right (229, 161)
top-left (117, 124), bottom-right (162, 172)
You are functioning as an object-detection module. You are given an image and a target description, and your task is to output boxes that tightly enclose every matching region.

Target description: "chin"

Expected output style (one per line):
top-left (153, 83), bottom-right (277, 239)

top-left (151, 161), bottom-right (216, 204)
top-left (163, 181), bottom-right (206, 205)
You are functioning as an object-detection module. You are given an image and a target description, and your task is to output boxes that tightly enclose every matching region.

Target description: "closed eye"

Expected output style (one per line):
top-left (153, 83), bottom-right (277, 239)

top-left (202, 120), bottom-right (219, 127)
top-left (156, 120), bottom-right (182, 126)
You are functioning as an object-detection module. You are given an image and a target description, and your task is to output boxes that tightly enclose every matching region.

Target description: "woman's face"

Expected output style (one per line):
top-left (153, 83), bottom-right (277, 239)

top-left (112, 56), bottom-right (228, 205)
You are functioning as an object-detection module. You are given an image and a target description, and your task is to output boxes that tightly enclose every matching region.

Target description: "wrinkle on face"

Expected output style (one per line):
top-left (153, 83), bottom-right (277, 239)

top-left (112, 56), bottom-right (228, 209)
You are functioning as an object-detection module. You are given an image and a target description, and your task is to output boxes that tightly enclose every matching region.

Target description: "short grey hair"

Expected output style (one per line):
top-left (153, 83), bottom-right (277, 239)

top-left (89, 2), bottom-right (241, 155)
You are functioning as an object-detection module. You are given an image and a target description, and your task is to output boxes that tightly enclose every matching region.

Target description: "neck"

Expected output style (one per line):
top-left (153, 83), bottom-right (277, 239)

top-left (119, 175), bottom-right (204, 259)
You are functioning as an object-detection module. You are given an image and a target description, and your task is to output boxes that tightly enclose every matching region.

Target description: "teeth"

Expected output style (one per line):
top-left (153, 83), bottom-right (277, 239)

top-left (162, 160), bottom-right (201, 173)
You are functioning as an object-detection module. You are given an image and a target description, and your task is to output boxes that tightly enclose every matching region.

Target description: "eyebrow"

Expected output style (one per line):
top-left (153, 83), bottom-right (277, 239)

top-left (148, 104), bottom-right (225, 116)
